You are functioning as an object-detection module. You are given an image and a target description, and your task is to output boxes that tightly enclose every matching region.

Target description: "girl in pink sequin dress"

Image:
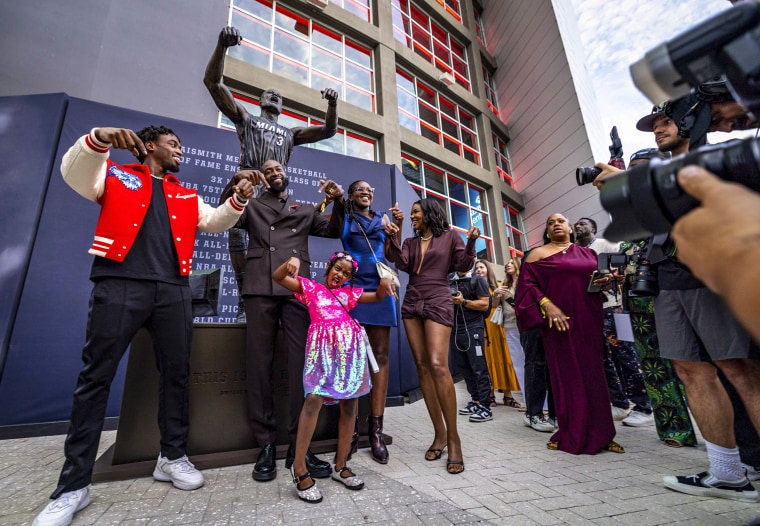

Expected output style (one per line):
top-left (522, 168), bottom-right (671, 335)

top-left (273, 252), bottom-right (394, 503)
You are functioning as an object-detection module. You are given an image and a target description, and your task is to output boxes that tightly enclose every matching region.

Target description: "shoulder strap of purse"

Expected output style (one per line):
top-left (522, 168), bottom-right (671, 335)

top-left (355, 217), bottom-right (381, 267)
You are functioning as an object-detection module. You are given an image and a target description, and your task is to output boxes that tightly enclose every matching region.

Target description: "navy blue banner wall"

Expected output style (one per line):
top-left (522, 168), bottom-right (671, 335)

top-left (0, 94), bottom-right (419, 428)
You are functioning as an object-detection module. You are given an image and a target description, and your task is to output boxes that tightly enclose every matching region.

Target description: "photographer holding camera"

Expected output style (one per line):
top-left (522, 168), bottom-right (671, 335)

top-left (450, 269), bottom-right (493, 423)
top-left (594, 94), bottom-right (759, 501)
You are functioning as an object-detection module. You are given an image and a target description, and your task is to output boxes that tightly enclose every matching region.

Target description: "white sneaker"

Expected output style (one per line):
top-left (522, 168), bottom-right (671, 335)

top-left (547, 417), bottom-right (558, 430)
top-left (523, 414), bottom-right (531, 427)
top-left (611, 406), bottom-right (631, 420)
top-left (32, 486), bottom-right (90, 526)
top-left (744, 463), bottom-right (760, 482)
top-left (529, 415), bottom-right (555, 433)
top-left (622, 410), bottom-right (654, 427)
top-left (153, 454), bottom-right (204, 490)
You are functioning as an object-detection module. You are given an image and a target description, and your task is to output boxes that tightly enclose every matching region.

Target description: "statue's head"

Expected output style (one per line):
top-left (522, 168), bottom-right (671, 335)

top-left (260, 89), bottom-right (283, 115)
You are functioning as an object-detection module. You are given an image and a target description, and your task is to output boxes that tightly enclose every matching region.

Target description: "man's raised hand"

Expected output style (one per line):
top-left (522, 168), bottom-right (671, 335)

top-left (94, 128), bottom-right (146, 159)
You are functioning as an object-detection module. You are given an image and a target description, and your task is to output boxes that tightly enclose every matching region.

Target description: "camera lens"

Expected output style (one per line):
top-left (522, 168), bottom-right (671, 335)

top-left (631, 261), bottom-right (659, 296)
top-left (576, 166), bottom-right (602, 186)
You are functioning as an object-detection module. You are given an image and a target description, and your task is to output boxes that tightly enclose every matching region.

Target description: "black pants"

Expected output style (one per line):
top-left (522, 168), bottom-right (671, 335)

top-left (521, 328), bottom-right (555, 418)
top-left (244, 295), bottom-right (310, 446)
top-left (450, 328), bottom-right (491, 407)
top-left (53, 279), bottom-right (192, 498)
top-left (603, 307), bottom-right (652, 413)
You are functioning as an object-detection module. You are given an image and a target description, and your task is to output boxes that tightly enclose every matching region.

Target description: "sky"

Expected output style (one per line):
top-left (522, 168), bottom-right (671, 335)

top-left (566, 0), bottom-right (742, 161)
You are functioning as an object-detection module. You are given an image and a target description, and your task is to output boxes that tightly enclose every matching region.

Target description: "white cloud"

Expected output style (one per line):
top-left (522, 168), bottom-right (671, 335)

top-left (568, 0), bottom-right (733, 159)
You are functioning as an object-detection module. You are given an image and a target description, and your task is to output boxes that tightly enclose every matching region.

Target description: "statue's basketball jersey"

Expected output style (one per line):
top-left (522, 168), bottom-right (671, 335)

top-left (239, 115), bottom-right (295, 170)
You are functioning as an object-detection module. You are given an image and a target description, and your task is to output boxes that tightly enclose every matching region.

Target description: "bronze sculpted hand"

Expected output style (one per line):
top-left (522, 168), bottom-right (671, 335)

top-left (218, 26), bottom-right (242, 48)
top-left (321, 88), bottom-right (339, 107)
top-left (94, 128), bottom-right (147, 158)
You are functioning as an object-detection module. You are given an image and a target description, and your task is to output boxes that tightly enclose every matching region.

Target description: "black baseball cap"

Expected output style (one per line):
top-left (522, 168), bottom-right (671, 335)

top-left (636, 102), bottom-right (669, 132)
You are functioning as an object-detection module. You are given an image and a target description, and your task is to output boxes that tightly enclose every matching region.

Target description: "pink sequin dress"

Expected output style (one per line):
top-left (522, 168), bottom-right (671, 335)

top-left (294, 277), bottom-right (372, 400)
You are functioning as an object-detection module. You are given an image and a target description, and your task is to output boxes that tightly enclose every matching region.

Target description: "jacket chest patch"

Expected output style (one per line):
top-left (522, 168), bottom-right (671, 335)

top-left (108, 165), bottom-right (143, 191)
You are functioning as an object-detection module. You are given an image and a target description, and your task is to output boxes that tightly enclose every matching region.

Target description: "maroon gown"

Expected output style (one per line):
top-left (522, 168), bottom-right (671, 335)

top-left (386, 229), bottom-right (476, 327)
top-left (515, 244), bottom-right (615, 455)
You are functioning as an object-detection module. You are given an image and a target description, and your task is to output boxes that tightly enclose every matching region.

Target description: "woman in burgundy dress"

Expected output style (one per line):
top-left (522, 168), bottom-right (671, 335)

top-left (384, 199), bottom-right (479, 474)
top-left (515, 213), bottom-right (623, 455)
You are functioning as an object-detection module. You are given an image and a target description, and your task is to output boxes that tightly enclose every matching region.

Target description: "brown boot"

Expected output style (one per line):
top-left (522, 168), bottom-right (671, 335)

top-left (368, 415), bottom-right (388, 464)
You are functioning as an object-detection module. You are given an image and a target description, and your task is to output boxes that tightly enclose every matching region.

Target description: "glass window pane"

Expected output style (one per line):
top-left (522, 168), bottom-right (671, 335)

top-left (448, 176), bottom-right (466, 203)
top-left (345, 86), bottom-right (373, 112)
top-left (345, 41), bottom-right (371, 68)
top-left (450, 39), bottom-right (464, 59)
top-left (313, 129), bottom-right (344, 155)
top-left (443, 135), bottom-right (459, 156)
top-left (396, 70), bottom-right (415, 95)
top-left (397, 88), bottom-right (417, 116)
top-left (459, 109), bottom-right (474, 130)
top-left (474, 237), bottom-right (491, 261)
top-left (411, 185), bottom-right (423, 198)
top-left (275, 6), bottom-right (309, 37)
top-left (468, 186), bottom-right (485, 210)
top-left (512, 230), bottom-right (524, 252)
top-left (273, 30), bottom-right (308, 63)
top-left (235, 0), bottom-right (273, 21)
top-left (424, 166), bottom-right (445, 194)
top-left (346, 133), bottom-right (375, 161)
top-left (462, 147), bottom-right (477, 164)
top-left (343, 0), bottom-right (370, 21)
top-left (431, 22), bottom-right (447, 44)
top-left (310, 71), bottom-right (342, 96)
top-left (412, 25), bottom-right (431, 50)
top-left (278, 110), bottom-right (307, 129)
top-left (420, 123), bottom-right (440, 145)
top-left (273, 55), bottom-right (307, 84)
top-left (418, 102), bottom-right (438, 127)
top-left (509, 209), bottom-right (519, 228)
top-left (398, 110), bottom-right (418, 132)
top-left (232, 11), bottom-right (272, 48)
top-left (450, 202), bottom-right (469, 229)
top-left (441, 115), bottom-right (458, 137)
top-left (402, 157), bottom-right (422, 186)
top-left (471, 211), bottom-right (488, 236)
top-left (417, 83), bottom-right (436, 106)
top-left (311, 47), bottom-right (342, 78)
top-left (452, 56), bottom-right (467, 78)
top-left (433, 41), bottom-right (451, 66)
top-left (312, 26), bottom-right (342, 55)
top-left (410, 5), bottom-right (428, 27)
top-left (229, 41), bottom-right (270, 71)
top-left (345, 62), bottom-right (372, 91)
top-left (439, 98), bottom-right (456, 119)
top-left (461, 128), bottom-right (476, 148)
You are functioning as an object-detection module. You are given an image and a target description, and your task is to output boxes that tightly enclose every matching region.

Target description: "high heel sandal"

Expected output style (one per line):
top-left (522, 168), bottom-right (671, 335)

top-left (446, 459), bottom-right (465, 474)
top-left (290, 466), bottom-right (322, 503)
top-left (605, 440), bottom-right (625, 454)
top-left (425, 444), bottom-right (446, 461)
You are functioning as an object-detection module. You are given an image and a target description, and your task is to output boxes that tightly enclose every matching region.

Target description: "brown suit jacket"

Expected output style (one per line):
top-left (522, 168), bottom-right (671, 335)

top-left (221, 183), bottom-right (343, 296)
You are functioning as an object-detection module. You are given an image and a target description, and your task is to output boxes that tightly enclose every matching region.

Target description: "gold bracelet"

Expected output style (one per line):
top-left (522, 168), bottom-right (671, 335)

top-left (538, 297), bottom-right (552, 307)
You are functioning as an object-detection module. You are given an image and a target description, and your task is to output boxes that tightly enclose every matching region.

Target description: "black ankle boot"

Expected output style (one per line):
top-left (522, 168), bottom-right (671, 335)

top-left (368, 415), bottom-right (388, 464)
top-left (235, 272), bottom-right (246, 323)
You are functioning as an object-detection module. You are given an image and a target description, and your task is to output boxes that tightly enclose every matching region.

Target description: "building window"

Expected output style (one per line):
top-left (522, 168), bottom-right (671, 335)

top-left (400, 153), bottom-right (493, 261)
top-left (397, 69), bottom-right (480, 165)
top-left (328, 0), bottom-right (371, 23)
top-left (391, 1), bottom-right (470, 91)
top-left (220, 92), bottom-right (376, 161)
top-left (483, 67), bottom-right (499, 116)
top-left (493, 133), bottom-right (512, 187)
top-left (229, 0), bottom-right (375, 112)
top-left (474, 9), bottom-right (487, 47)
top-left (434, 0), bottom-right (461, 22)
top-left (503, 204), bottom-right (526, 257)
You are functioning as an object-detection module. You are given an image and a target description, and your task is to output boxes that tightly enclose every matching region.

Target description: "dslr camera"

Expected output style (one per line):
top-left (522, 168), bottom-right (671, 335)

top-left (600, 1), bottom-right (760, 241)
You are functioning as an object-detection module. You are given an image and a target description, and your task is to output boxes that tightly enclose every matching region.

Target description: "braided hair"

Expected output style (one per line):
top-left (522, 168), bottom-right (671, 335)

top-left (345, 180), bottom-right (377, 224)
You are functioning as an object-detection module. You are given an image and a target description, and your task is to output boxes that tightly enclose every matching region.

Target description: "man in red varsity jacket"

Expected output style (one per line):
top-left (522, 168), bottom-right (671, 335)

top-left (33, 126), bottom-right (253, 526)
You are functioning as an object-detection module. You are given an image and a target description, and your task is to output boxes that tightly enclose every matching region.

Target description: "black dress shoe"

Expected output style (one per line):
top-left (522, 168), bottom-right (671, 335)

top-left (252, 443), bottom-right (276, 481)
top-left (285, 444), bottom-right (331, 479)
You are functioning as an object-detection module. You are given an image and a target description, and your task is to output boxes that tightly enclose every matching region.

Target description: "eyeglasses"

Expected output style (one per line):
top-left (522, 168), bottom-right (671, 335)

top-left (354, 186), bottom-right (375, 193)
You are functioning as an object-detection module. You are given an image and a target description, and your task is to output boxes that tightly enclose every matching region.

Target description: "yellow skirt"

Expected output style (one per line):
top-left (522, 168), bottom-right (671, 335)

top-left (484, 306), bottom-right (520, 391)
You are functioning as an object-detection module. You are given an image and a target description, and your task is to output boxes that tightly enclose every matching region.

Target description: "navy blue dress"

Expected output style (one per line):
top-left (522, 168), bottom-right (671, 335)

top-left (341, 211), bottom-right (398, 327)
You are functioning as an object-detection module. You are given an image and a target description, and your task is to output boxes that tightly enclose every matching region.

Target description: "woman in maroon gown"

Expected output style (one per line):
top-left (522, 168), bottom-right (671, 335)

top-left (384, 199), bottom-right (479, 474)
top-left (515, 213), bottom-right (623, 455)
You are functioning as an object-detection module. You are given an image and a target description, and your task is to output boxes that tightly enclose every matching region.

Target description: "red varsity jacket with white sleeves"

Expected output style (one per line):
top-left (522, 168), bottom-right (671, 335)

top-left (61, 129), bottom-right (247, 276)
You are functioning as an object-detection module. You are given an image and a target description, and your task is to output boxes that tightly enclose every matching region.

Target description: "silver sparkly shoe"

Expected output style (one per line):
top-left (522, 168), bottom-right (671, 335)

top-left (290, 466), bottom-right (323, 503)
top-left (332, 466), bottom-right (364, 490)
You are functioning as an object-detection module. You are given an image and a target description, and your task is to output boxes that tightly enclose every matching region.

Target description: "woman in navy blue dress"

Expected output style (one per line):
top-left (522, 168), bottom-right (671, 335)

top-left (330, 180), bottom-right (401, 464)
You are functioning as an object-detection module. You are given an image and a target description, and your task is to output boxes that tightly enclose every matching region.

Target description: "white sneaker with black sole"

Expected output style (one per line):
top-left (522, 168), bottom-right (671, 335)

top-left (32, 486), bottom-right (90, 526)
top-left (469, 404), bottom-right (493, 422)
top-left (153, 454), bottom-right (205, 490)
top-left (622, 410), bottom-right (654, 427)
top-left (458, 401), bottom-right (478, 416)
top-left (528, 415), bottom-right (554, 433)
top-left (743, 463), bottom-right (760, 482)
top-left (663, 470), bottom-right (758, 503)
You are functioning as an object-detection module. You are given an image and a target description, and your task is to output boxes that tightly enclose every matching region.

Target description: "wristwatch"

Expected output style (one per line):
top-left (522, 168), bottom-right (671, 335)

top-left (463, 299), bottom-right (468, 308)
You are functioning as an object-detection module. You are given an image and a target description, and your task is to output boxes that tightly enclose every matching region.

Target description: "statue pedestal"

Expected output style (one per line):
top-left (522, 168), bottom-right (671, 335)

top-left (93, 323), bottom-right (388, 482)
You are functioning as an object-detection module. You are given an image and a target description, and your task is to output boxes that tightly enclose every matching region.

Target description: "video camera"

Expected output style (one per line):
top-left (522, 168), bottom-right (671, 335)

top-left (576, 126), bottom-right (626, 185)
top-left (600, 0), bottom-right (760, 241)
top-left (594, 236), bottom-right (670, 297)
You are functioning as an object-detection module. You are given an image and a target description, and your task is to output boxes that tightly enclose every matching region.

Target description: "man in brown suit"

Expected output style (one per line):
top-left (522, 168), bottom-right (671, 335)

top-left (221, 159), bottom-right (343, 482)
